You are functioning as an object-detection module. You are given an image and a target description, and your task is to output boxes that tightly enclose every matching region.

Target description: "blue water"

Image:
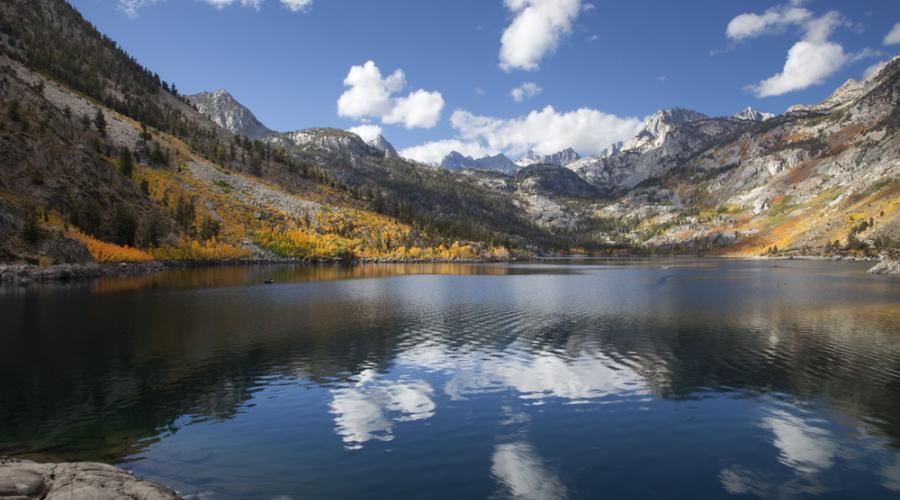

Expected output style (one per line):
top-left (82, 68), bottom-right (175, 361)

top-left (2, 260), bottom-right (899, 499)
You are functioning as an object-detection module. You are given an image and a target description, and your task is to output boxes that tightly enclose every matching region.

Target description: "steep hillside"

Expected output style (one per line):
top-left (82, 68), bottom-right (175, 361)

top-left (0, 0), bottom-right (551, 264)
top-left (593, 58), bottom-right (900, 256)
top-left (0, 0), bottom-right (896, 266)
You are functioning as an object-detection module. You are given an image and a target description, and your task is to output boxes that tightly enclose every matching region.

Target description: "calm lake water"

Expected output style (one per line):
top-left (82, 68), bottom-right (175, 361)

top-left (2, 260), bottom-right (900, 499)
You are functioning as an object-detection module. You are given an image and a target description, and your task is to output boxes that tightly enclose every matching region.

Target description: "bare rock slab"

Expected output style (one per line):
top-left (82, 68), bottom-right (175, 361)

top-left (0, 458), bottom-right (179, 499)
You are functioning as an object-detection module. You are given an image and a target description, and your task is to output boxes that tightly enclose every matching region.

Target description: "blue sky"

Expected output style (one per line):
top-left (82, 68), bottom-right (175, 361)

top-left (69, 0), bottom-right (900, 162)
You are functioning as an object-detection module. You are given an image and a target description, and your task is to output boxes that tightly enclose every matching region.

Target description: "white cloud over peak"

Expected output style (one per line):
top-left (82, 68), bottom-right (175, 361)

top-left (348, 124), bottom-right (383, 143)
top-left (337, 61), bottom-right (445, 129)
top-left (499, 0), bottom-right (586, 71)
top-left (751, 39), bottom-right (847, 98)
top-left (510, 82), bottom-right (543, 102)
top-left (399, 140), bottom-right (498, 165)
top-left (728, 3), bottom-right (854, 98)
top-left (885, 23), bottom-right (900, 46)
top-left (400, 106), bottom-right (640, 164)
top-left (451, 106), bottom-right (641, 157)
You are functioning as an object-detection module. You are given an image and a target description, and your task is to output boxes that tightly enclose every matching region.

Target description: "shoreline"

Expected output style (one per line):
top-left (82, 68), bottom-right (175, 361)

top-left (0, 253), bottom-right (891, 285)
top-left (0, 457), bottom-right (180, 499)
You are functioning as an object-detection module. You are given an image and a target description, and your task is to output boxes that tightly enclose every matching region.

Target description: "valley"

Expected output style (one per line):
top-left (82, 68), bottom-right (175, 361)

top-left (0, 0), bottom-right (897, 271)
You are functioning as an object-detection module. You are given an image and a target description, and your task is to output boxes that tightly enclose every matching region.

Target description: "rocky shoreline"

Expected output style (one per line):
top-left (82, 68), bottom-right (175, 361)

top-left (868, 253), bottom-right (900, 276)
top-left (0, 257), bottom-right (502, 285)
top-left (0, 457), bottom-right (179, 499)
top-left (1, 253), bottom-right (894, 285)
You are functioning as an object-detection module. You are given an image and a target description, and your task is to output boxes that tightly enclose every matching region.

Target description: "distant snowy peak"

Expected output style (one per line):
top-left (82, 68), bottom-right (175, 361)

top-left (542, 148), bottom-right (581, 167)
top-left (441, 152), bottom-right (518, 174)
top-left (515, 150), bottom-right (542, 168)
top-left (732, 107), bottom-right (774, 122)
top-left (598, 142), bottom-right (623, 159)
top-left (621, 108), bottom-right (708, 153)
top-left (188, 89), bottom-right (274, 139)
top-left (515, 148), bottom-right (581, 167)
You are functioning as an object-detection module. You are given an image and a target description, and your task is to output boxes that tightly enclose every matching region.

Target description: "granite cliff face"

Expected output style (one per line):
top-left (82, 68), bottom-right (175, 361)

top-left (188, 90), bottom-right (274, 139)
top-left (441, 152), bottom-right (519, 174)
top-left (568, 111), bottom-right (753, 195)
top-left (265, 128), bottom-right (383, 157)
top-left (587, 56), bottom-right (900, 255)
top-left (516, 148), bottom-right (582, 168)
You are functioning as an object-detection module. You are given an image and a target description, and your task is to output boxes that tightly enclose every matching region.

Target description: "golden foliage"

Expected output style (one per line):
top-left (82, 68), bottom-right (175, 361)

top-left (70, 231), bottom-right (154, 262)
top-left (151, 238), bottom-right (251, 261)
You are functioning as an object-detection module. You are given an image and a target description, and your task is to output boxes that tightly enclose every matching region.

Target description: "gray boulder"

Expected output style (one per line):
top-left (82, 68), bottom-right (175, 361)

top-left (0, 457), bottom-right (179, 499)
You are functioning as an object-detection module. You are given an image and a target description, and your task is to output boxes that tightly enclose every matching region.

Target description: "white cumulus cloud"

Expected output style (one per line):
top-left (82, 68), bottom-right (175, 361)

top-left (510, 82), bottom-right (543, 102)
top-left (751, 38), bottom-right (847, 97)
top-left (399, 140), bottom-right (498, 165)
top-left (116, 0), bottom-right (161, 17)
top-left (885, 23), bottom-right (900, 46)
top-left (726, 3), bottom-right (812, 41)
top-left (450, 106), bottom-right (641, 157)
top-left (400, 106), bottom-right (640, 164)
top-left (728, 4), bottom-right (853, 98)
top-left (338, 61), bottom-right (444, 129)
top-left (347, 124), bottom-right (383, 143)
top-left (499, 0), bottom-right (586, 71)
top-left (280, 0), bottom-right (313, 12)
top-left (117, 0), bottom-right (309, 16)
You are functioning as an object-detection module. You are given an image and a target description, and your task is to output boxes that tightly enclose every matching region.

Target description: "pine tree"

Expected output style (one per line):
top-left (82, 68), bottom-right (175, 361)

top-left (119, 147), bottom-right (134, 178)
top-left (94, 109), bottom-right (107, 137)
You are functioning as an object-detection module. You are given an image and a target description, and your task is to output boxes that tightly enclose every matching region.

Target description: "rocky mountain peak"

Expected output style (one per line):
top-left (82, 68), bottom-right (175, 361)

top-left (266, 128), bottom-right (381, 157)
top-left (516, 148), bottom-right (581, 167)
top-left (367, 135), bottom-right (398, 158)
top-left (542, 148), bottom-right (581, 166)
top-left (732, 107), bottom-right (774, 122)
top-left (621, 108), bottom-right (708, 153)
top-left (441, 152), bottom-right (518, 174)
top-left (785, 56), bottom-right (900, 115)
top-left (188, 90), bottom-right (275, 139)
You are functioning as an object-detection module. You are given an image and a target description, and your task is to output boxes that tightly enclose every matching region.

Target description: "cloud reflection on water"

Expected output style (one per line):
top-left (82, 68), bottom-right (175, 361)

top-left (492, 442), bottom-right (568, 500)
top-left (329, 369), bottom-right (435, 449)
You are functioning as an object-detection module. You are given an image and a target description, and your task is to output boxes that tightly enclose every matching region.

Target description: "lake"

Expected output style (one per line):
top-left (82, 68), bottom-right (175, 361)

top-left (2, 260), bottom-right (900, 499)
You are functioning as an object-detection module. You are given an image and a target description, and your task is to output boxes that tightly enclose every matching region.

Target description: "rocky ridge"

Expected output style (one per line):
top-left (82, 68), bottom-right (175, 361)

top-left (441, 152), bottom-right (519, 174)
top-left (188, 90), bottom-right (274, 139)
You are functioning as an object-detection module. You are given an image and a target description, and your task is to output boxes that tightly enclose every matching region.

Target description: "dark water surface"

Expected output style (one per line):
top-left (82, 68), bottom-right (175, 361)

top-left (2, 260), bottom-right (900, 499)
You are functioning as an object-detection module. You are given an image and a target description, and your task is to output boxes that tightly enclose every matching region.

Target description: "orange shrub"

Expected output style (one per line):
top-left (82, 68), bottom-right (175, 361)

top-left (70, 232), bottom-right (155, 262)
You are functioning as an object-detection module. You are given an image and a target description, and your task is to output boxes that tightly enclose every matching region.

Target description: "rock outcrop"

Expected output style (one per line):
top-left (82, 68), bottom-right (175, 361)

top-left (188, 90), bottom-right (275, 139)
top-left (441, 152), bottom-right (519, 174)
top-left (265, 128), bottom-right (382, 157)
top-left (868, 254), bottom-right (900, 275)
top-left (0, 458), bottom-right (179, 499)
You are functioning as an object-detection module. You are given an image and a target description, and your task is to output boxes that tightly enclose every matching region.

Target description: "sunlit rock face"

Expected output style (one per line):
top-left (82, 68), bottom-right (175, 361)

top-left (188, 89), bottom-right (275, 139)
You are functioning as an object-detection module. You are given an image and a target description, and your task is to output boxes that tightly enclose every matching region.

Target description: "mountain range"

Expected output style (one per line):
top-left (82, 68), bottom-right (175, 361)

top-left (0, 0), bottom-right (897, 265)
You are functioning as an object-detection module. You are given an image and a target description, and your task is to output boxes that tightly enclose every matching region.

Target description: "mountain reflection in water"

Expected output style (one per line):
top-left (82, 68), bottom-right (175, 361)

top-left (1, 260), bottom-right (899, 499)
